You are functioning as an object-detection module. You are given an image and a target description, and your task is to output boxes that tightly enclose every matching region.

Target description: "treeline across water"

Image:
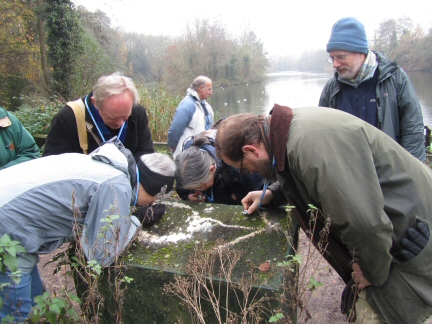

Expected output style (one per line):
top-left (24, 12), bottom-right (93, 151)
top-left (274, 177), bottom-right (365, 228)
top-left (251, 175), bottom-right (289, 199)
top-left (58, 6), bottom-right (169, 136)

top-left (0, 0), bottom-right (268, 110)
top-left (270, 17), bottom-right (432, 73)
top-left (2, 1), bottom-right (431, 142)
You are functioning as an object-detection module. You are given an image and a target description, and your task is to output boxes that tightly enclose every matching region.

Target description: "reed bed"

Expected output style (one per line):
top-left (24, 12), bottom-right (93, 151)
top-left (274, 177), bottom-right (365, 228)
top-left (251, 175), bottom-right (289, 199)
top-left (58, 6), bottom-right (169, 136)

top-left (138, 83), bottom-right (182, 143)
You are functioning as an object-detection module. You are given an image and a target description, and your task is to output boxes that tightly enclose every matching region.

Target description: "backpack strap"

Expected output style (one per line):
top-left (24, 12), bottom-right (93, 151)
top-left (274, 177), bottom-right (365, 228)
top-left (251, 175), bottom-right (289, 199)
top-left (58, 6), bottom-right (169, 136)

top-left (85, 122), bottom-right (102, 147)
top-left (67, 99), bottom-right (88, 155)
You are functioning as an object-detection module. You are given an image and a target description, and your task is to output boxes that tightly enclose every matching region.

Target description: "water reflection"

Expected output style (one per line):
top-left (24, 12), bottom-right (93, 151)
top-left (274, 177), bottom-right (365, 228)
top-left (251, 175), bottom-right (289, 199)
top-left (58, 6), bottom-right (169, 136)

top-left (210, 82), bottom-right (268, 117)
top-left (407, 71), bottom-right (432, 125)
top-left (210, 71), bottom-right (432, 125)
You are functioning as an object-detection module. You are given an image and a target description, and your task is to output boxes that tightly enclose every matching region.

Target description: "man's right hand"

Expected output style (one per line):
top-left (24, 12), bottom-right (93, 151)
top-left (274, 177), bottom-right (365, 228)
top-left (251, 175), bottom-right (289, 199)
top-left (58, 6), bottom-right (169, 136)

top-left (352, 263), bottom-right (371, 289)
top-left (241, 190), bottom-right (273, 215)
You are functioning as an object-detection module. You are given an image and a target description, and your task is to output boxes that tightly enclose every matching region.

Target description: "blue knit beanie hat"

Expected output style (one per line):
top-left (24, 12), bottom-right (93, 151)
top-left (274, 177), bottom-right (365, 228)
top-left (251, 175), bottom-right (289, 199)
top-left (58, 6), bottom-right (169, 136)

top-left (326, 17), bottom-right (369, 54)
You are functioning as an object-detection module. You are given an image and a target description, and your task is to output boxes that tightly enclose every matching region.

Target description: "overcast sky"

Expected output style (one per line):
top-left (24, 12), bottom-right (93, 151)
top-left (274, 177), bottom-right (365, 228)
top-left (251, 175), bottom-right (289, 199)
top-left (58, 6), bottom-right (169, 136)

top-left (73, 0), bottom-right (432, 57)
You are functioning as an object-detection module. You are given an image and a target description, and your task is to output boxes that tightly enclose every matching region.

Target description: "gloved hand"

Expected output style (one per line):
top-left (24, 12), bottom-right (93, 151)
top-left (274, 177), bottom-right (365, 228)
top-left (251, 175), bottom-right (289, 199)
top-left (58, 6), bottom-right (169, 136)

top-left (133, 203), bottom-right (166, 226)
top-left (400, 221), bottom-right (430, 261)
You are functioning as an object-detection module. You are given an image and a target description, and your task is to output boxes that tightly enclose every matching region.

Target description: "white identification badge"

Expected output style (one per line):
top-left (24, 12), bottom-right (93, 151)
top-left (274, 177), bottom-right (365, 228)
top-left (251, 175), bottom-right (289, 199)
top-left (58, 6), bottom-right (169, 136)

top-left (0, 116), bottom-right (11, 128)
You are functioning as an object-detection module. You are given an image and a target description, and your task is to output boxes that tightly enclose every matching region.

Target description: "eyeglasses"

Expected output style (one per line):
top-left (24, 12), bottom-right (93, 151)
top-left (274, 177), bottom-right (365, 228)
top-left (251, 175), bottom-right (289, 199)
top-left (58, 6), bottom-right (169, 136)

top-left (239, 153), bottom-right (251, 174)
top-left (327, 52), bottom-right (351, 64)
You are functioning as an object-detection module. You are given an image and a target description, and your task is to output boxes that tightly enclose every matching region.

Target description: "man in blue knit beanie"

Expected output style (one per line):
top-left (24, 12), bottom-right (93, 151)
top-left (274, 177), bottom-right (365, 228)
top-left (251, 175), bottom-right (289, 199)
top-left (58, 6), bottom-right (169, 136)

top-left (319, 17), bottom-right (426, 163)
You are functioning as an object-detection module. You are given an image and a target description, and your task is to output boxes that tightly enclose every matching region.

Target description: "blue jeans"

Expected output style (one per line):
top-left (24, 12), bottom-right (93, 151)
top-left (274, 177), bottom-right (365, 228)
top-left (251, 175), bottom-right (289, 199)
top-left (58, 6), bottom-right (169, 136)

top-left (0, 266), bottom-right (43, 322)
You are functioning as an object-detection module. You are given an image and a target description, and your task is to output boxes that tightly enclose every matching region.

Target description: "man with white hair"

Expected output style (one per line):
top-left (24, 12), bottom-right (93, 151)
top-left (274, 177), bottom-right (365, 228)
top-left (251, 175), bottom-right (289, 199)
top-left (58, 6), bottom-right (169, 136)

top-left (44, 72), bottom-right (154, 161)
top-left (168, 75), bottom-right (214, 159)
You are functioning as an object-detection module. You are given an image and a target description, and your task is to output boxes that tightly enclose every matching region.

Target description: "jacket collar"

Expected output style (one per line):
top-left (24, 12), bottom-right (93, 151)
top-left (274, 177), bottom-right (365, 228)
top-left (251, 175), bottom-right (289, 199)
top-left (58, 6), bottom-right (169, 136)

top-left (90, 142), bottom-right (132, 181)
top-left (268, 104), bottom-right (294, 172)
top-left (187, 88), bottom-right (202, 102)
top-left (374, 51), bottom-right (399, 82)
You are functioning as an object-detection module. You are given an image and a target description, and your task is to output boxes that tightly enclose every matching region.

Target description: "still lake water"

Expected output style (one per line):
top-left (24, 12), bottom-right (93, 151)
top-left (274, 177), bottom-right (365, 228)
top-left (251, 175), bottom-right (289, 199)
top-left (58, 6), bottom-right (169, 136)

top-left (210, 71), bottom-right (432, 126)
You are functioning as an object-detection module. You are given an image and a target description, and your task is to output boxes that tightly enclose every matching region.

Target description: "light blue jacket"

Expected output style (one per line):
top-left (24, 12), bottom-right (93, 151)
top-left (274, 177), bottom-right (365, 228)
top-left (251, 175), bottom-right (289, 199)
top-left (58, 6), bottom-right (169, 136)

top-left (168, 88), bottom-right (214, 158)
top-left (0, 143), bottom-right (140, 269)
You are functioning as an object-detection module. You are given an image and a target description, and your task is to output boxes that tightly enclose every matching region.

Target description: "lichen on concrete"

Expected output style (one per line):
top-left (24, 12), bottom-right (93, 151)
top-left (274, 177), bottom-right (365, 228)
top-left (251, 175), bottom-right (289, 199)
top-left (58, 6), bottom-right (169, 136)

top-left (130, 200), bottom-right (294, 285)
top-left (98, 200), bottom-right (298, 323)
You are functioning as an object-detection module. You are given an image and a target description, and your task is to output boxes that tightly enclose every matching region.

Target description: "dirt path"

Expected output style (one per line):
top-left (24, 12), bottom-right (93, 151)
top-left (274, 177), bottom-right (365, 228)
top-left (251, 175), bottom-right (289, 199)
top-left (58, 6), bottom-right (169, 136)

top-left (295, 230), bottom-right (348, 323)
top-left (39, 245), bottom-right (75, 296)
top-left (295, 230), bottom-right (432, 324)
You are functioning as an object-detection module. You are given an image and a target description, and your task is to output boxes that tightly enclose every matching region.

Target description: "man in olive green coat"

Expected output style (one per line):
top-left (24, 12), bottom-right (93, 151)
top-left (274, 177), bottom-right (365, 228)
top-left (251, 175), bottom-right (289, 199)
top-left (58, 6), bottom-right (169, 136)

top-left (215, 104), bottom-right (432, 324)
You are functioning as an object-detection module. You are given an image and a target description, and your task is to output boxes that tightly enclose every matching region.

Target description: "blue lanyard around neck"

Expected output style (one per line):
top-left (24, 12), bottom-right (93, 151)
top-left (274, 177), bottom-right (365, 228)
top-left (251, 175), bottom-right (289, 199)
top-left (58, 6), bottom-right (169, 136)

top-left (201, 101), bottom-right (212, 130)
top-left (84, 95), bottom-right (126, 143)
top-left (133, 167), bottom-right (139, 206)
top-left (205, 187), bottom-right (214, 203)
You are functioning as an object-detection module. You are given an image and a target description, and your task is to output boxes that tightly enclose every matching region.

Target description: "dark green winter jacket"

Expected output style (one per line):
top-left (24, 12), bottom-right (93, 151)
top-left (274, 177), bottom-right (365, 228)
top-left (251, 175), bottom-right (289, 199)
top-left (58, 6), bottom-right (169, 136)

top-left (269, 106), bottom-right (432, 324)
top-left (0, 107), bottom-right (40, 169)
top-left (319, 51), bottom-right (426, 162)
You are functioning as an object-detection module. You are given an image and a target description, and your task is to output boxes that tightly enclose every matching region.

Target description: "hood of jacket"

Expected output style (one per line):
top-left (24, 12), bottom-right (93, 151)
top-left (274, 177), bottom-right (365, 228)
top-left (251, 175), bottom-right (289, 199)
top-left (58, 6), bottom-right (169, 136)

top-left (373, 51), bottom-right (399, 82)
top-left (186, 88), bottom-right (202, 102)
top-left (90, 142), bottom-right (136, 188)
top-left (0, 107), bottom-right (8, 119)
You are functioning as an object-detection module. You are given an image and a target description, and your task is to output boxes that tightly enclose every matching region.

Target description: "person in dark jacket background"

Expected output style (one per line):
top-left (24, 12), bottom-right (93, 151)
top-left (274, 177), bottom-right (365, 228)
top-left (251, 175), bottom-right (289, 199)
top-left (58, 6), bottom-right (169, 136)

top-left (43, 72), bottom-right (154, 161)
top-left (175, 128), bottom-right (264, 205)
top-left (319, 17), bottom-right (426, 162)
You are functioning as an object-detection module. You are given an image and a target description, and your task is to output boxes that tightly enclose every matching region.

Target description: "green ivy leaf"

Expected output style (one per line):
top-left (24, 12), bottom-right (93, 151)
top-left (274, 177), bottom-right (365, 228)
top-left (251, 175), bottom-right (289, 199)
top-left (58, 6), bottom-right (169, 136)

top-left (5, 246), bottom-right (17, 258)
top-left (307, 276), bottom-right (324, 291)
top-left (34, 294), bottom-right (45, 305)
top-left (0, 234), bottom-right (12, 246)
top-left (69, 294), bottom-right (81, 304)
top-left (67, 306), bottom-right (80, 319)
top-left (47, 312), bottom-right (57, 324)
top-left (49, 302), bottom-right (62, 315)
top-left (1, 315), bottom-right (16, 323)
top-left (10, 270), bottom-right (22, 285)
top-left (121, 276), bottom-right (134, 283)
top-left (13, 246), bottom-right (27, 254)
top-left (291, 254), bottom-right (303, 265)
top-left (3, 253), bottom-right (18, 272)
top-left (269, 312), bottom-right (284, 322)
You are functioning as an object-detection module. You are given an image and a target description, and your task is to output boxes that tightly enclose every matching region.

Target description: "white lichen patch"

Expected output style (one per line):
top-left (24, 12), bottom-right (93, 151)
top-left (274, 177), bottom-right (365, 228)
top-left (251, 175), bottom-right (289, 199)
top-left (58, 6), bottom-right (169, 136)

top-left (138, 230), bottom-right (192, 244)
top-left (186, 215), bottom-right (254, 230)
top-left (138, 207), bottom-right (270, 248)
top-left (165, 201), bottom-right (192, 209)
top-left (185, 214), bottom-right (213, 232)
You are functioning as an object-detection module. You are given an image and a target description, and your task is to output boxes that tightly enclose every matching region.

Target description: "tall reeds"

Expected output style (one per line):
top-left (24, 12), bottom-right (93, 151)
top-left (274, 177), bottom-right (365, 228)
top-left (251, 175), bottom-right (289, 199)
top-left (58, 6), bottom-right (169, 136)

top-left (137, 83), bottom-right (182, 143)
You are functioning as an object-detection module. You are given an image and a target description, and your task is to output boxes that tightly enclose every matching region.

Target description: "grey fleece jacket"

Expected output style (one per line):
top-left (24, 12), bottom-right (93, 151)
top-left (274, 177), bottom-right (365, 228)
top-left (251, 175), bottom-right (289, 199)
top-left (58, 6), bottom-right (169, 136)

top-left (0, 143), bottom-right (140, 270)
